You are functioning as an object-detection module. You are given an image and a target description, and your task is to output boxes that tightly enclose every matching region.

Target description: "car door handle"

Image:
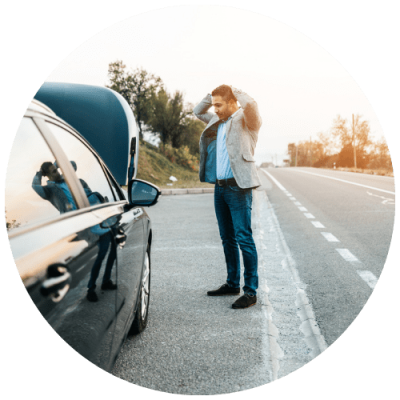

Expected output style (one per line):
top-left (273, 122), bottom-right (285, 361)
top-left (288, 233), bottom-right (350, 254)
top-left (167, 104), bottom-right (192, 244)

top-left (115, 228), bottom-right (127, 249)
top-left (40, 264), bottom-right (71, 302)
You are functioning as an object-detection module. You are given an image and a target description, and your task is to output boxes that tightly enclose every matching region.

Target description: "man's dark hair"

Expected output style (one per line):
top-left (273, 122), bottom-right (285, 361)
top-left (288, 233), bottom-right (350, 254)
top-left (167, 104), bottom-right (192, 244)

top-left (211, 85), bottom-right (237, 103)
top-left (40, 162), bottom-right (53, 175)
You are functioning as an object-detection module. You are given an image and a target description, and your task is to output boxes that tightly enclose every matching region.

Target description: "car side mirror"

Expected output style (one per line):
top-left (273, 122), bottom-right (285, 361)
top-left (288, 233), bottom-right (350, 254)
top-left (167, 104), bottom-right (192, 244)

top-left (128, 179), bottom-right (161, 207)
top-left (100, 215), bottom-right (120, 229)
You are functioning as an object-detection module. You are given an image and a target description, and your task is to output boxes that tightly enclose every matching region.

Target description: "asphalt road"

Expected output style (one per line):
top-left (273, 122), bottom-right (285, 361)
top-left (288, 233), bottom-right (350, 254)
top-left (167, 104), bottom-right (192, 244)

top-left (111, 168), bottom-right (395, 394)
top-left (112, 193), bottom-right (272, 394)
top-left (259, 167), bottom-right (395, 345)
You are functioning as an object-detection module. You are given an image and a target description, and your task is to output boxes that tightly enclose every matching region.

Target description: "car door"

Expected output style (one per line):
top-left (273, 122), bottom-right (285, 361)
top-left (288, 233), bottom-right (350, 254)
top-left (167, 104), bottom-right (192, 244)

top-left (6, 113), bottom-right (119, 371)
top-left (100, 169), bottom-right (148, 360)
top-left (43, 118), bottom-right (147, 365)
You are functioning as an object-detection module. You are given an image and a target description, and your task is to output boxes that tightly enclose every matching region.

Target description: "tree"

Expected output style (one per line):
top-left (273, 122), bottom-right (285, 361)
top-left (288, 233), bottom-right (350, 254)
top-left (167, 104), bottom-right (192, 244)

top-left (317, 131), bottom-right (335, 158)
top-left (107, 61), bottom-right (163, 139)
top-left (288, 138), bottom-right (330, 167)
top-left (146, 88), bottom-right (192, 148)
top-left (368, 137), bottom-right (393, 170)
top-left (330, 114), bottom-right (371, 168)
top-left (179, 116), bottom-right (205, 156)
top-left (331, 115), bottom-right (350, 147)
top-left (287, 143), bottom-right (296, 166)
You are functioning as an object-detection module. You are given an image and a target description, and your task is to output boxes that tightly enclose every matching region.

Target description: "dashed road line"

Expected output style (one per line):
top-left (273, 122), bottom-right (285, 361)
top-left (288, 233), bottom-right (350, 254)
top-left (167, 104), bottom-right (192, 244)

top-left (261, 168), bottom-right (379, 291)
top-left (321, 232), bottom-right (340, 242)
top-left (304, 213), bottom-right (315, 219)
top-left (336, 248), bottom-right (360, 263)
top-left (366, 191), bottom-right (395, 205)
top-left (357, 270), bottom-right (378, 289)
top-left (311, 221), bottom-right (325, 228)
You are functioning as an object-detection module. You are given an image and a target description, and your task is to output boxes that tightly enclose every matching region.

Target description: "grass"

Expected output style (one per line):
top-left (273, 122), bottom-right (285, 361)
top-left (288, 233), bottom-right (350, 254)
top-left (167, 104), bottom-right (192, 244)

top-left (136, 141), bottom-right (214, 189)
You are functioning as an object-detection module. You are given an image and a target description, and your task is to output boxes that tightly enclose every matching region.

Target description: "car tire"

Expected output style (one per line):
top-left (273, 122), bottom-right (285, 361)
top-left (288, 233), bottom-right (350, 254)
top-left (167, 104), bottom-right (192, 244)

top-left (129, 245), bottom-right (151, 335)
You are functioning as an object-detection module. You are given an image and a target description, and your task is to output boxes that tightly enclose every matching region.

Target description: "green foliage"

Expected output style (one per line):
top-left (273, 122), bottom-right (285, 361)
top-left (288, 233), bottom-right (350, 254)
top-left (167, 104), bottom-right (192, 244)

top-left (179, 117), bottom-right (205, 156)
top-left (136, 142), bottom-right (210, 189)
top-left (159, 144), bottom-right (199, 171)
top-left (146, 89), bottom-right (186, 147)
top-left (107, 61), bottom-right (163, 139)
top-left (107, 60), bottom-right (205, 157)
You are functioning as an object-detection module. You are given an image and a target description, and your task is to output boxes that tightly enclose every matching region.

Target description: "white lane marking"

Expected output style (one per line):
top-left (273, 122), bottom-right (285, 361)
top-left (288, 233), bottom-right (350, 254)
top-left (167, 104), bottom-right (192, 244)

top-left (366, 191), bottom-right (395, 205)
top-left (286, 193), bottom-right (292, 196)
top-left (290, 169), bottom-right (395, 195)
top-left (357, 270), bottom-right (378, 289)
top-left (336, 249), bottom-right (360, 263)
top-left (321, 232), bottom-right (340, 242)
top-left (261, 169), bottom-right (288, 191)
top-left (261, 169), bottom-right (379, 292)
top-left (254, 190), bottom-right (328, 360)
top-left (298, 206), bottom-right (308, 212)
top-left (294, 201), bottom-right (302, 206)
top-left (289, 197), bottom-right (296, 201)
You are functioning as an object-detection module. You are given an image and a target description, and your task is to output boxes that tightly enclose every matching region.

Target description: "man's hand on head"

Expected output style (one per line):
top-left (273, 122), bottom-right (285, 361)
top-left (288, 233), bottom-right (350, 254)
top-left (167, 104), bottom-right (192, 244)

top-left (228, 85), bottom-right (238, 101)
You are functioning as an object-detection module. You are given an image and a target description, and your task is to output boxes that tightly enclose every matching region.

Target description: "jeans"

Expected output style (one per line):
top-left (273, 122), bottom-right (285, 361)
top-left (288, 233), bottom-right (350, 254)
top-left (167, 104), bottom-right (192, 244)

top-left (87, 232), bottom-right (116, 291)
top-left (214, 184), bottom-right (258, 295)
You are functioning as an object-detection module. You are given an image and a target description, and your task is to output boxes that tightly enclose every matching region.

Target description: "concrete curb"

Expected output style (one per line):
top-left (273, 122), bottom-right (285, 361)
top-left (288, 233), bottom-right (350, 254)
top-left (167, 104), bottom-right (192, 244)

top-left (161, 188), bottom-right (215, 195)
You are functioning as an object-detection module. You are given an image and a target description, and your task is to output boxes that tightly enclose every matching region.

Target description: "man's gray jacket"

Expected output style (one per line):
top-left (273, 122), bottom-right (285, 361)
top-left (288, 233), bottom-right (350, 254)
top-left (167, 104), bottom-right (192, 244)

top-left (193, 88), bottom-right (262, 189)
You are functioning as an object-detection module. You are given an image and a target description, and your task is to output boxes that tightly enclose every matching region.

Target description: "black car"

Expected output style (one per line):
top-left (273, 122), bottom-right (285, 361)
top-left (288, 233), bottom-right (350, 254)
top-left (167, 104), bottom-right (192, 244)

top-left (5, 87), bottom-right (160, 372)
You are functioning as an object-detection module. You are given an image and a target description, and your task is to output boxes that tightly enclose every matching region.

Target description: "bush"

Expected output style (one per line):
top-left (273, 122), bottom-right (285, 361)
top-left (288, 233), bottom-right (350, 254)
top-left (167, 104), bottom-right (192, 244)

top-left (159, 144), bottom-right (199, 171)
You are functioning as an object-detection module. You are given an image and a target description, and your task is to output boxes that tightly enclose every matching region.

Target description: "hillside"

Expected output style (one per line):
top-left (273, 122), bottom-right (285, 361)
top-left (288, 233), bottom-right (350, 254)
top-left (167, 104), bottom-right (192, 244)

top-left (136, 141), bottom-right (212, 189)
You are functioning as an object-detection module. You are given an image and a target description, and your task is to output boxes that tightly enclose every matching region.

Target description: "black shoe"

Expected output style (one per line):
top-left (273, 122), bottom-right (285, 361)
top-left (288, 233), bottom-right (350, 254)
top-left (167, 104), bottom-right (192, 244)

top-left (207, 283), bottom-right (240, 296)
top-left (101, 280), bottom-right (118, 290)
top-left (232, 293), bottom-right (257, 309)
top-left (87, 290), bottom-right (98, 302)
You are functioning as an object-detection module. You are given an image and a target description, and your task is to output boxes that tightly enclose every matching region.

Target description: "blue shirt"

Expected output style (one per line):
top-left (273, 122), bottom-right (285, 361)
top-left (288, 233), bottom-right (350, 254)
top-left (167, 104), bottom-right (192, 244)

top-left (57, 181), bottom-right (77, 210)
top-left (204, 109), bottom-right (240, 183)
top-left (216, 109), bottom-right (239, 180)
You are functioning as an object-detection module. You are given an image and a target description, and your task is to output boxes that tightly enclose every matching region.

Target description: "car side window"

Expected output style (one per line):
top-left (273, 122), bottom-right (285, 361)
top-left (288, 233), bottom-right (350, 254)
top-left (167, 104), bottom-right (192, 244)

top-left (104, 168), bottom-right (125, 201)
top-left (5, 118), bottom-right (77, 233)
top-left (46, 123), bottom-right (116, 206)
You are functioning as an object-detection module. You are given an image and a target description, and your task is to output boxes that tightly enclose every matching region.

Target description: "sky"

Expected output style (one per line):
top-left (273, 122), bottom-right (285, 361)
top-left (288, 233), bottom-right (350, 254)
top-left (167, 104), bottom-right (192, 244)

top-left (45, 5), bottom-right (385, 165)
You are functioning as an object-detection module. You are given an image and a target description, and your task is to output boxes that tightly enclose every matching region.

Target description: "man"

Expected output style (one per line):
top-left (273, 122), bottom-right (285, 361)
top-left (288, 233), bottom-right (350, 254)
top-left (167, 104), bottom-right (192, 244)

top-left (193, 85), bottom-right (262, 309)
top-left (32, 161), bottom-right (77, 213)
top-left (32, 160), bottom-right (106, 210)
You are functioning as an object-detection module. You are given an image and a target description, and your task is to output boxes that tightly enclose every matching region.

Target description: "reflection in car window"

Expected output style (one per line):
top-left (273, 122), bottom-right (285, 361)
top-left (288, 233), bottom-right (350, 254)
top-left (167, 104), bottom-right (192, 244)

top-left (105, 169), bottom-right (125, 201)
top-left (5, 118), bottom-right (76, 232)
top-left (46, 123), bottom-right (115, 205)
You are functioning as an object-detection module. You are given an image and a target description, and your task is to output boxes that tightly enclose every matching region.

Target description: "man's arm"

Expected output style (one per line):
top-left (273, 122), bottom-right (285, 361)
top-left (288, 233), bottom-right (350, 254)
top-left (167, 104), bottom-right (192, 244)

top-left (193, 94), bottom-right (215, 124)
top-left (32, 171), bottom-right (48, 199)
top-left (231, 87), bottom-right (262, 132)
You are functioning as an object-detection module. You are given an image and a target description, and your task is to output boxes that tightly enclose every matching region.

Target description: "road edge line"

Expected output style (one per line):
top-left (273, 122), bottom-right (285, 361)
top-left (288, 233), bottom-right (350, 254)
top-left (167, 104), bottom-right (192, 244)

top-left (255, 178), bottom-right (329, 356)
top-left (253, 190), bottom-right (284, 381)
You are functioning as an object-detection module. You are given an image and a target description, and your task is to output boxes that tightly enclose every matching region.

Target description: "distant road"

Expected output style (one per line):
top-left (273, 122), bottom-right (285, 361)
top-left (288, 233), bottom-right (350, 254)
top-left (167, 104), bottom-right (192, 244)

top-left (259, 167), bottom-right (395, 345)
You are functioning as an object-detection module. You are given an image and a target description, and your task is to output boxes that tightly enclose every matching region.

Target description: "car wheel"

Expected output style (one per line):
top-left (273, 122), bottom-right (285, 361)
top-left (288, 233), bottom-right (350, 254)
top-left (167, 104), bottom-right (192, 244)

top-left (129, 245), bottom-right (151, 335)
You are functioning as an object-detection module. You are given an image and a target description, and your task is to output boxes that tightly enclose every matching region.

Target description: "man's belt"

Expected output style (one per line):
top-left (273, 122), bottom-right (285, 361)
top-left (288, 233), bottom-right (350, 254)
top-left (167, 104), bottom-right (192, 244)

top-left (216, 178), bottom-right (238, 187)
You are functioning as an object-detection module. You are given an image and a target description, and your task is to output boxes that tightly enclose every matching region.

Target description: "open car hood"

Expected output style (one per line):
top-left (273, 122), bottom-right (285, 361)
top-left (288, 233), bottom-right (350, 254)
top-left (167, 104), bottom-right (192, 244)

top-left (35, 82), bottom-right (139, 185)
